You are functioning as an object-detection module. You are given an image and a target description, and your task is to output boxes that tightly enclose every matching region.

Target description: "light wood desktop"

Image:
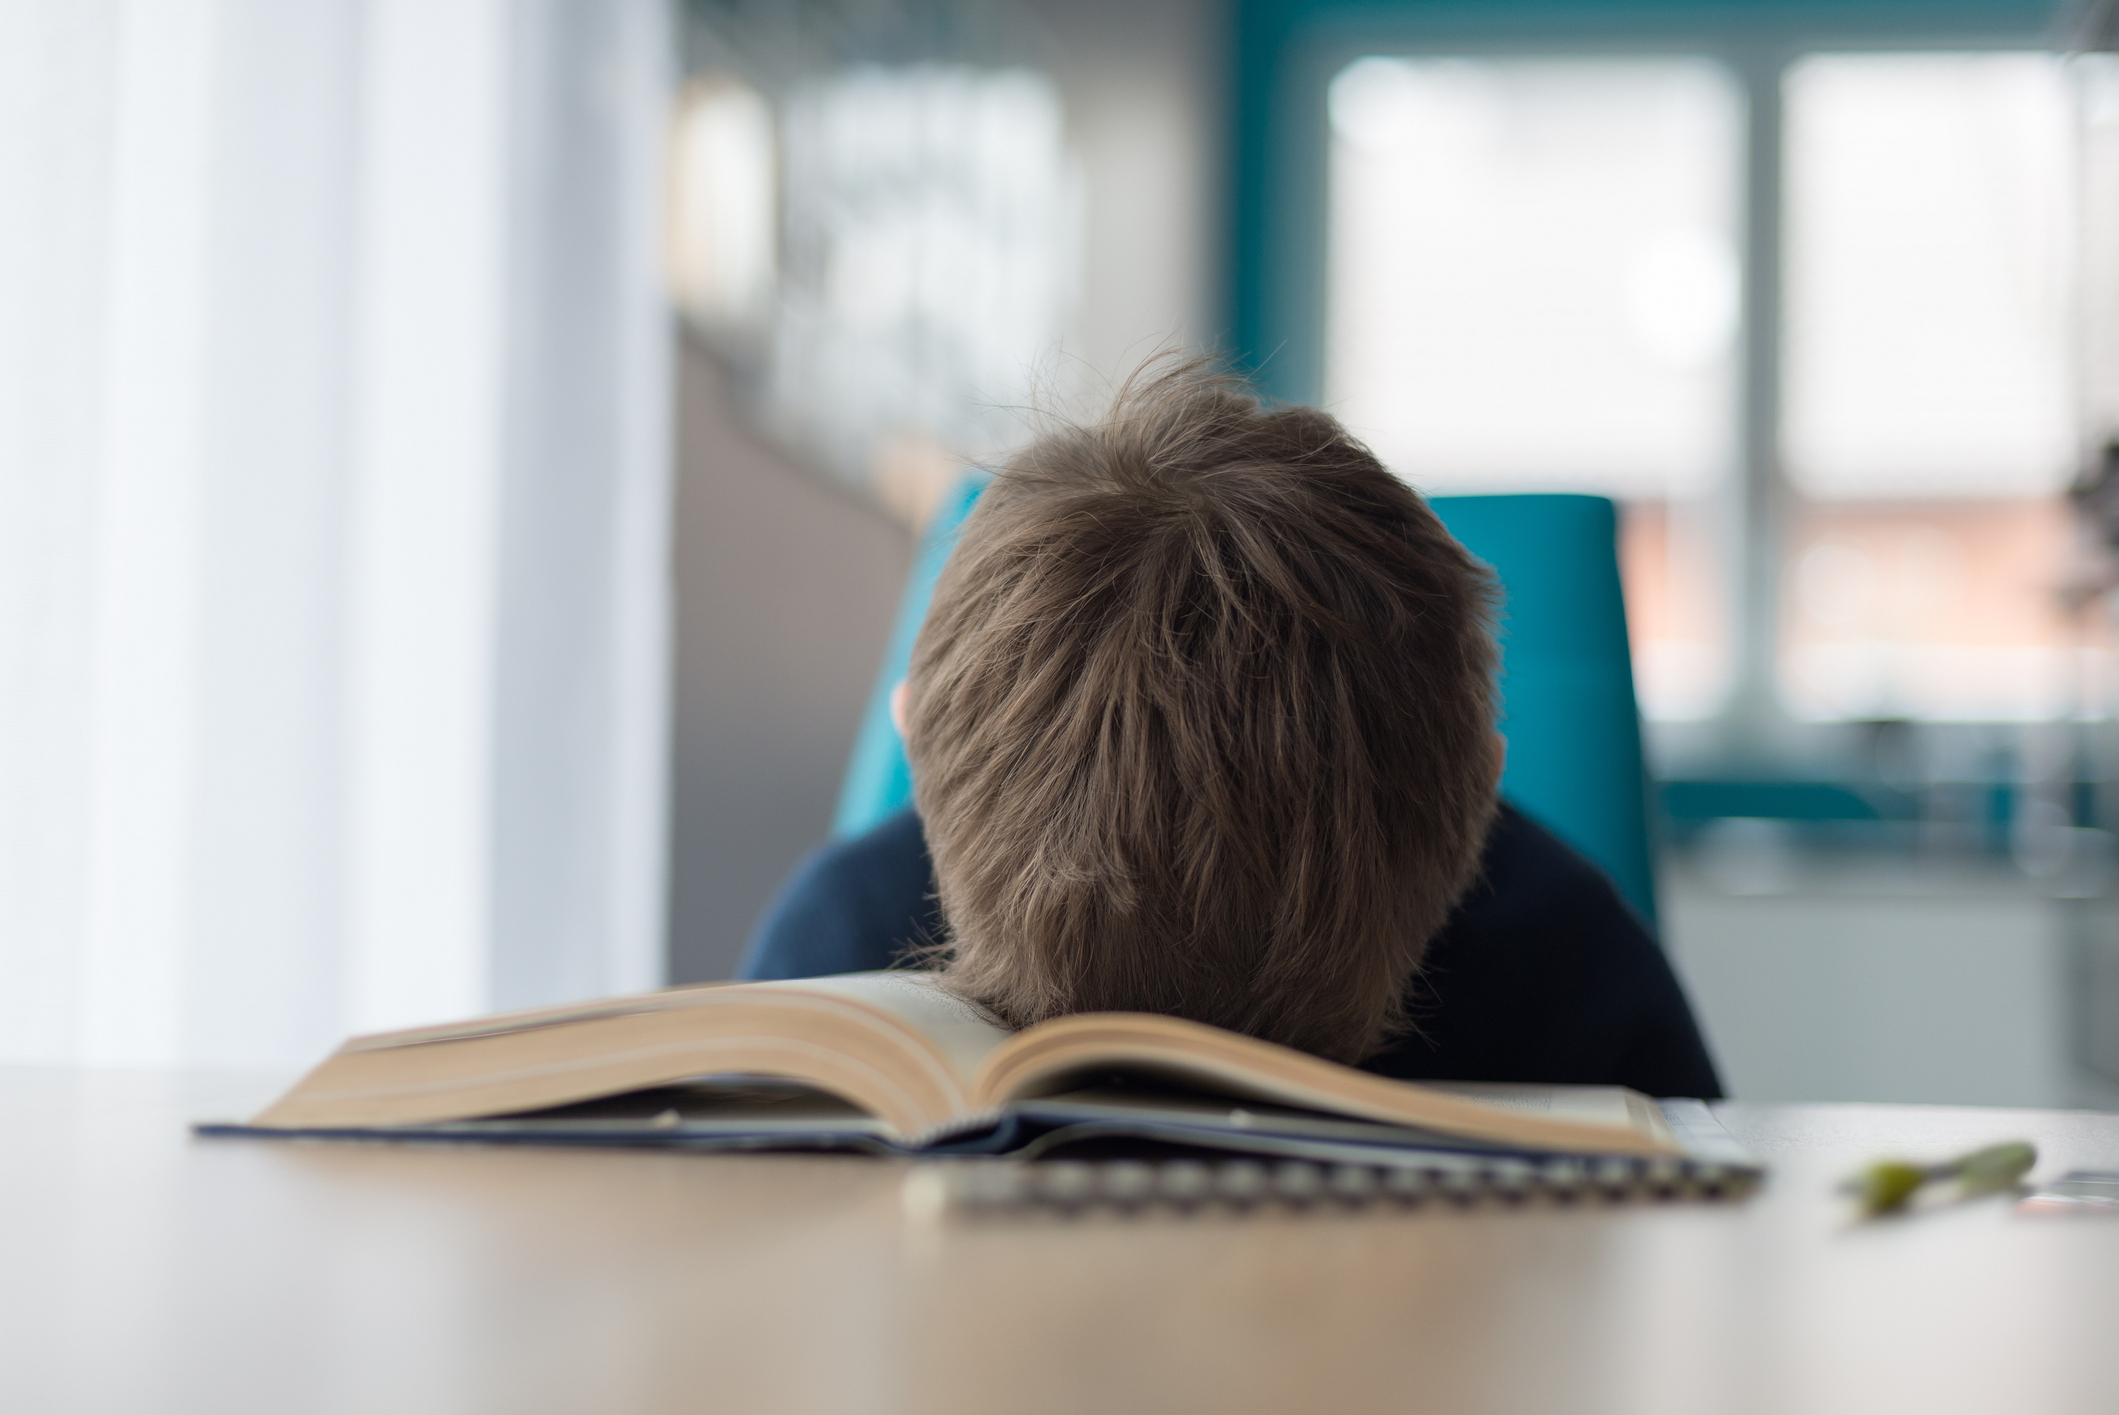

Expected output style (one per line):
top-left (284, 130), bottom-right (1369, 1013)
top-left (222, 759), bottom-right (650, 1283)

top-left (4, 1067), bottom-right (2117, 1415)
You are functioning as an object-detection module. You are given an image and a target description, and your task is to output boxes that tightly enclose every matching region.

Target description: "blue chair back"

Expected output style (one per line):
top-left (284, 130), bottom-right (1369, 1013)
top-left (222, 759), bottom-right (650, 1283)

top-left (831, 474), bottom-right (989, 837)
top-left (1429, 495), bottom-right (1656, 926)
top-left (832, 483), bottom-right (1657, 926)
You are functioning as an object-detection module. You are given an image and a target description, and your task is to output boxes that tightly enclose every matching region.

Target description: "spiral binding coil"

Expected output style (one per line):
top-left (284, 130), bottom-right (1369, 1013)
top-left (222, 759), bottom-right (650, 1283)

top-left (903, 1154), bottom-right (1761, 1219)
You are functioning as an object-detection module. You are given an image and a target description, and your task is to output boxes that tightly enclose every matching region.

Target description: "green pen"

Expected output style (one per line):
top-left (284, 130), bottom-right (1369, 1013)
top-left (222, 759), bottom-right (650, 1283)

top-left (1846, 1141), bottom-right (2038, 1217)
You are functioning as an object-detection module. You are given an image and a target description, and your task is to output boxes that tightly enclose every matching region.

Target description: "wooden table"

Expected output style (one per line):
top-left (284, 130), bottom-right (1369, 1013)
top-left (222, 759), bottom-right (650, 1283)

top-left (4, 1068), bottom-right (2118, 1415)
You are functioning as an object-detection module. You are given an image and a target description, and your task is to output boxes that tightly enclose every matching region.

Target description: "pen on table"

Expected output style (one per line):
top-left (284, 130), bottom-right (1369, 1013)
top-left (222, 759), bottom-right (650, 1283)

top-left (1845, 1140), bottom-right (2037, 1217)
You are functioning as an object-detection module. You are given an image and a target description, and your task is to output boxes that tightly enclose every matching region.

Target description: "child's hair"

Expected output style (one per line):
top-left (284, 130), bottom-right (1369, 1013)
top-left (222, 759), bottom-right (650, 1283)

top-left (903, 358), bottom-right (1500, 1063)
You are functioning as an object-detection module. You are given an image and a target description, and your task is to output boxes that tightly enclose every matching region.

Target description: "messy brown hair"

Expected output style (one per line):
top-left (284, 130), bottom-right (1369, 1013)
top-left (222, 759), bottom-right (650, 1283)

top-left (903, 359), bottom-right (1500, 1063)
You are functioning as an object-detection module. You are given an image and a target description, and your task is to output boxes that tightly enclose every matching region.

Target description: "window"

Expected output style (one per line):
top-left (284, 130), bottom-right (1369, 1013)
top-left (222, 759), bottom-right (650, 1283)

top-left (1323, 45), bottom-right (2106, 727)
top-left (2089, 56), bottom-right (2119, 447)
top-left (1326, 56), bottom-right (1741, 719)
top-left (767, 65), bottom-right (1076, 491)
top-left (665, 63), bottom-right (1079, 503)
top-left (1782, 54), bottom-right (2073, 499)
top-left (668, 76), bottom-right (779, 333)
top-left (1781, 52), bottom-right (2089, 722)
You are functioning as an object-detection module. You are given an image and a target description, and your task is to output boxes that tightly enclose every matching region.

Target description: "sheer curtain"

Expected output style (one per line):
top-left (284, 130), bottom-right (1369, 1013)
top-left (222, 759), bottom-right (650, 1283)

top-left (0, 0), bottom-right (672, 1066)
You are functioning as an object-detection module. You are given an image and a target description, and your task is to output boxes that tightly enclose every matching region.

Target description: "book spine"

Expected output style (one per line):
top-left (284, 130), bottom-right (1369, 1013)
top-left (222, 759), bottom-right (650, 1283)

top-left (903, 1155), bottom-right (1761, 1219)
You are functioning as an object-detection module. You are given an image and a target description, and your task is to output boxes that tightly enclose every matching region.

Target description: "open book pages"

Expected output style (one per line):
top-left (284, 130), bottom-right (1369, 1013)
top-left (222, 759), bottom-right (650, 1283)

top-left (229, 972), bottom-right (1701, 1161)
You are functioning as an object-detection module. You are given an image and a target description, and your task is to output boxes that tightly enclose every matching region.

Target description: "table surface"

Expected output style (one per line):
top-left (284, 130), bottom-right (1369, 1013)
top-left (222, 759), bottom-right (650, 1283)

top-left (4, 1068), bottom-right (2118, 1415)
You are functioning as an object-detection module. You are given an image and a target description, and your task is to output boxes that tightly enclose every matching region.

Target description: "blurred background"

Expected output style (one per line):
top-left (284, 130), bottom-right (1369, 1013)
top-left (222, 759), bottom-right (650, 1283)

top-left (6, 0), bottom-right (2119, 1111)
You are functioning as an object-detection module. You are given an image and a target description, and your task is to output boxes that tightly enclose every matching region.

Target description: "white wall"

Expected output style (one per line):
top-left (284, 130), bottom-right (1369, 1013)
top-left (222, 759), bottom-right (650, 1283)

top-left (1030, 0), bottom-right (1227, 384)
top-left (665, 347), bottom-right (912, 985)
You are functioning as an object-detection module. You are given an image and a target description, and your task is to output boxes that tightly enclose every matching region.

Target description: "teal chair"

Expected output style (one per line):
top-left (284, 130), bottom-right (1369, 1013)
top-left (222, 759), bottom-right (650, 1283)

top-left (1432, 495), bottom-right (1656, 927)
top-left (832, 473), bottom-right (990, 839)
top-left (832, 481), bottom-right (1658, 927)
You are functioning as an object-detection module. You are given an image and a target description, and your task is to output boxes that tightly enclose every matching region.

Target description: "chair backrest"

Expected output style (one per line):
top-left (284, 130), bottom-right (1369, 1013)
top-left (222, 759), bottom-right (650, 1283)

top-left (831, 473), bottom-right (988, 838)
top-left (1427, 494), bottom-right (1656, 926)
top-left (832, 482), bottom-right (1657, 926)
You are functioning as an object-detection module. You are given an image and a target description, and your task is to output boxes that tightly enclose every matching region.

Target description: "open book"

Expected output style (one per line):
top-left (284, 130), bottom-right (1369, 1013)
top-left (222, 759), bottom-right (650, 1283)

top-left (211, 973), bottom-right (1725, 1167)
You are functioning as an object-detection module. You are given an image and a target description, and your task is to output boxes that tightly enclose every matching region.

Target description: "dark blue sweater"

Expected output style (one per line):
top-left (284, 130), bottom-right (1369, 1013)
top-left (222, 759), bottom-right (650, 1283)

top-left (740, 802), bottom-right (1723, 1099)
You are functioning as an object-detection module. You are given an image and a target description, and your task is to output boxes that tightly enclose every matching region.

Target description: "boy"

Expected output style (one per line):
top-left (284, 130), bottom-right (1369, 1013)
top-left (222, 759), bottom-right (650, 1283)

top-left (742, 361), bottom-right (1721, 1098)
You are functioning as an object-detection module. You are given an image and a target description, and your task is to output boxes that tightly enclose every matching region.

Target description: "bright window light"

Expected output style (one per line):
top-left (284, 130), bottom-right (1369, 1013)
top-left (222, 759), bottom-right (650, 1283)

top-left (1326, 56), bottom-right (1741, 499)
top-left (1325, 56), bottom-right (1742, 720)
top-left (769, 65), bottom-right (1076, 490)
top-left (668, 75), bottom-right (779, 331)
top-left (1777, 53), bottom-right (2097, 723)
top-left (1782, 52), bottom-right (2075, 499)
top-left (2082, 53), bottom-right (2119, 449)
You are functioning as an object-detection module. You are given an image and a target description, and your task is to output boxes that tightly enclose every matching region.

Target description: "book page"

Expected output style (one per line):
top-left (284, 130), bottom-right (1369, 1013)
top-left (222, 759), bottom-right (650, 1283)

top-left (333, 972), bottom-right (1007, 1084)
top-left (766, 973), bottom-right (1013, 1084)
top-left (249, 972), bottom-right (1004, 1137)
top-left (975, 1013), bottom-right (1681, 1156)
top-left (1418, 1082), bottom-right (1675, 1146)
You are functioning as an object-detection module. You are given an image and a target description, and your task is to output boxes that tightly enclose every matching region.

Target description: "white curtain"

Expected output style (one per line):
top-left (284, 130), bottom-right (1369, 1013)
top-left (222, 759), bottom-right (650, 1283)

top-left (0, 0), bottom-right (672, 1067)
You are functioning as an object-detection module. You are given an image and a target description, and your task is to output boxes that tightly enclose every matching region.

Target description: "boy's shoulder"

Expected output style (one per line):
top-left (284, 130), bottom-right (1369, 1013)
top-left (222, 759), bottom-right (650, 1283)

top-left (1371, 803), bottom-right (1721, 1097)
top-left (737, 808), bottom-right (940, 980)
top-left (1459, 802), bottom-right (1640, 934)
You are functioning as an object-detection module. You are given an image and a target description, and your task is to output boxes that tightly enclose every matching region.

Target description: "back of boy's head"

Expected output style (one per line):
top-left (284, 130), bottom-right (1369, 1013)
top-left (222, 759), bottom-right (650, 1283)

top-left (904, 359), bottom-right (1500, 1063)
